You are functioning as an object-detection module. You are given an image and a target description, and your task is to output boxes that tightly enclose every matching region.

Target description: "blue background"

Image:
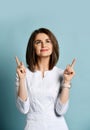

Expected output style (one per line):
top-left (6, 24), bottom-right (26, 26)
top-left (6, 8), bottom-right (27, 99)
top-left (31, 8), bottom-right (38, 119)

top-left (0, 0), bottom-right (90, 130)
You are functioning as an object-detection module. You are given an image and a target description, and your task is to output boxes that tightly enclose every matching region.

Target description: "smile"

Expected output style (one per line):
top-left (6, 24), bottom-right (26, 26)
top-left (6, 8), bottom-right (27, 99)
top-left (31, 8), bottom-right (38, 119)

top-left (40, 49), bottom-right (49, 52)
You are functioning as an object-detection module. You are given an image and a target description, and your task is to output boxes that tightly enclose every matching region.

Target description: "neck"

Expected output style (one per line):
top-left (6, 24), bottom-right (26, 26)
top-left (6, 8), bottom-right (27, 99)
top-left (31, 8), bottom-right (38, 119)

top-left (35, 57), bottom-right (50, 72)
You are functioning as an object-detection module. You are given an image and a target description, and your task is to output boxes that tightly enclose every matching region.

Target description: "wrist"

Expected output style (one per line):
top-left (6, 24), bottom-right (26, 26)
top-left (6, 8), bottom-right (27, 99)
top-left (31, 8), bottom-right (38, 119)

top-left (19, 78), bottom-right (25, 82)
top-left (62, 81), bottom-right (71, 89)
top-left (63, 80), bottom-right (71, 85)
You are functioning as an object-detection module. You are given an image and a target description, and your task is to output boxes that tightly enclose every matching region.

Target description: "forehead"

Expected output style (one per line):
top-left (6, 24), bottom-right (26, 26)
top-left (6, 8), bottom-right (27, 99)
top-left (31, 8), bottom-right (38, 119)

top-left (35, 33), bottom-right (50, 40)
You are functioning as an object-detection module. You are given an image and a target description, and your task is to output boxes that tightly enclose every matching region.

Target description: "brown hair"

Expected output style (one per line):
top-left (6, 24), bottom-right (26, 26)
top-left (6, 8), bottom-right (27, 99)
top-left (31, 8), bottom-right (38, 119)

top-left (26, 28), bottom-right (59, 72)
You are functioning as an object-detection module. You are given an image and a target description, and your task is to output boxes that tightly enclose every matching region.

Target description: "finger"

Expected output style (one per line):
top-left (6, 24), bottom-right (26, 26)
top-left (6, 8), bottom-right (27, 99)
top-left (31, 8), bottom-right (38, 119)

top-left (15, 56), bottom-right (21, 66)
top-left (70, 58), bottom-right (76, 68)
top-left (64, 70), bottom-right (73, 75)
top-left (64, 66), bottom-right (74, 75)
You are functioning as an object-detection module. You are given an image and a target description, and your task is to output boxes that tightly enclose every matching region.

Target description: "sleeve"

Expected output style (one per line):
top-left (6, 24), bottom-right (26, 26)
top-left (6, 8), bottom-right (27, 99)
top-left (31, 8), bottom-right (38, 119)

top-left (55, 97), bottom-right (69, 116)
top-left (15, 73), bottom-right (30, 114)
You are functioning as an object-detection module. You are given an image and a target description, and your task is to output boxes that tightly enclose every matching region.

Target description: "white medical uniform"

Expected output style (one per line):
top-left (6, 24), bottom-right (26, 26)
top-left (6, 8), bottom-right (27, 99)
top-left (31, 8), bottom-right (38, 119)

top-left (16, 66), bottom-right (69, 130)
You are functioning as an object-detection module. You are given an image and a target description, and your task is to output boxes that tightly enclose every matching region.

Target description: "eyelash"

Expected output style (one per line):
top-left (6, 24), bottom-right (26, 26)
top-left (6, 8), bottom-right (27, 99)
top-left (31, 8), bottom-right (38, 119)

top-left (36, 41), bottom-right (41, 44)
top-left (46, 40), bottom-right (51, 43)
top-left (34, 40), bottom-right (51, 44)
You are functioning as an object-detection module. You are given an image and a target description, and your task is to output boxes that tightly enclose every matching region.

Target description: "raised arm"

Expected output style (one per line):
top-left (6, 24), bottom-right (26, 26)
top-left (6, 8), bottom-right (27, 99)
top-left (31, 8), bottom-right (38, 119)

top-left (15, 56), bottom-right (28, 101)
top-left (55, 59), bottom-right (76, 116)
top-left (60, 58), bottom-right (76, 103)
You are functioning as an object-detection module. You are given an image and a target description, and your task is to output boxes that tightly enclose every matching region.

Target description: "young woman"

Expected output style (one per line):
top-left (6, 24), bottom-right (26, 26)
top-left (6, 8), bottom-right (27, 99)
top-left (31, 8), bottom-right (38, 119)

top-left (15, 28), bottom-right (76, 130)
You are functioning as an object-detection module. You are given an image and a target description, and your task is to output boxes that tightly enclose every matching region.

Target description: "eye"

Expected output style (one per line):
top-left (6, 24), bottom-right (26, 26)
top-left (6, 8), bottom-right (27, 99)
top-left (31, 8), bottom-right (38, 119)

top-left (46, 39), bottom-right (51, 43)
top-left (34, 40), bottom-right (42, 45)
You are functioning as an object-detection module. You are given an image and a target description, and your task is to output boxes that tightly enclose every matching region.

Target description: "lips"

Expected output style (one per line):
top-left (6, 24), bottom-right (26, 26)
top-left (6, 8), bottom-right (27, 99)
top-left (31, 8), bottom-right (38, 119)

top-left (40, 49), bottom-right (49, 52)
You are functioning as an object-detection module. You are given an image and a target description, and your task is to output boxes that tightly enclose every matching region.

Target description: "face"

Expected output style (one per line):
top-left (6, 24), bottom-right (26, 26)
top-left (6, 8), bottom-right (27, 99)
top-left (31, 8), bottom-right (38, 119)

top-left (33, 33), bottom-right (53, 58)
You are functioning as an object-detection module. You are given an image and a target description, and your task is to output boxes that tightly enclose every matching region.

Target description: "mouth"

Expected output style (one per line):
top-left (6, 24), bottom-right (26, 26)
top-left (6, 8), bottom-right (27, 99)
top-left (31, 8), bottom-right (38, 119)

top-left (40, 49), bottom-right (49, 52)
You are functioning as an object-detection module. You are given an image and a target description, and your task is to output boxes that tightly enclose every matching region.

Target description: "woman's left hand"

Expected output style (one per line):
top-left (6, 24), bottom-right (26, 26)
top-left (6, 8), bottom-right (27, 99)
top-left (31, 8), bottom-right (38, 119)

top-left (63, 59), bottom-right (76, 84)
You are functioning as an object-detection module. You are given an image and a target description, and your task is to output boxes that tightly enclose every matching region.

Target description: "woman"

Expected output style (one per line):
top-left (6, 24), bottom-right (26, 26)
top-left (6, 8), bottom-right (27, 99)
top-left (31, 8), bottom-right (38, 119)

top-left (15, 28), bottom-right (76, 130)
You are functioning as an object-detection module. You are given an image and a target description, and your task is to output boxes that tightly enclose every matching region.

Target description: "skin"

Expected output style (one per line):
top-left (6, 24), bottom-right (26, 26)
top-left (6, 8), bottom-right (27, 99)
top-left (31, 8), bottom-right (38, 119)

top-left (15, 33), bottom-right (76, 104)
top-left (34, 33), bottom-right (53, 58)
top-left (60, 59), bottom-right (76, 103)
top-left (33, 33), bottom-right (53, 76)
top-left (15, 57), bottom-right (27, 101)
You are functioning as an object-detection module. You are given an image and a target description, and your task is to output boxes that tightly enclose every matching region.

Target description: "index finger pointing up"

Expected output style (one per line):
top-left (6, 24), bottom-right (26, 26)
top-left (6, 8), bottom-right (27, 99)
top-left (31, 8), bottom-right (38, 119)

top-left (70, 58), bottom-right (76, 68)
top-left (15, 56), bottom-right (21, 66)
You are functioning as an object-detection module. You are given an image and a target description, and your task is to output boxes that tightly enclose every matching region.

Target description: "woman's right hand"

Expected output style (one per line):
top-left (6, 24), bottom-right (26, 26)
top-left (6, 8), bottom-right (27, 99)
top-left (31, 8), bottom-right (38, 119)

top-left (15, 56), bottom-right (26, 80)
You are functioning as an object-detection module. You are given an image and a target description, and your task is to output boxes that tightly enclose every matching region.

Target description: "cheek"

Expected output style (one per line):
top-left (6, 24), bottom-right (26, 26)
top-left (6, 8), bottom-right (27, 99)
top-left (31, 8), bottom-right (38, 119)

top-left (48, 46), bottom-right (53, 55)
top-left (34, 47), bottom-right (40, 55)
top-left (50, 45), bottom-right (53, 52)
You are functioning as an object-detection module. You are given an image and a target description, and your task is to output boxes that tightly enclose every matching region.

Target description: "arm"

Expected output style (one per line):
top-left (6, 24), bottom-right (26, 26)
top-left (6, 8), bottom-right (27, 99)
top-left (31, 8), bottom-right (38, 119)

top-left (55, 59), bottom-right (76, 116)
top-left (18, 78), bottom-right (28, 101)
top-left (15, 56), bottom-right (30, 114)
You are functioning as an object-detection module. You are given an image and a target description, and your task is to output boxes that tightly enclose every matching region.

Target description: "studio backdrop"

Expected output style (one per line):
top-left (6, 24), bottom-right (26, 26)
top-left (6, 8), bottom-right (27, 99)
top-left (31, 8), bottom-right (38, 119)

top-left (0, 0), bottom-right (90, 130)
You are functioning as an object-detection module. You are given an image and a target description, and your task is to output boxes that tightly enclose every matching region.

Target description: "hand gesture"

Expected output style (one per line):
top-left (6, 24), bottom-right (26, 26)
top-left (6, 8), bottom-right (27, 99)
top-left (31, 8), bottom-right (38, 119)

top-left (64, 59), bottom-right (76, 83)
top-left (15, 56), bottom-right (26, 80)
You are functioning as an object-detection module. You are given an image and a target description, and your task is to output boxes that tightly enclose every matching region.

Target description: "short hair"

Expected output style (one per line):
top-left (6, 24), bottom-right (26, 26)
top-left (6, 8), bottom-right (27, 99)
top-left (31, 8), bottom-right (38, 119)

top-left (26, 28), bottom-right (59, 72)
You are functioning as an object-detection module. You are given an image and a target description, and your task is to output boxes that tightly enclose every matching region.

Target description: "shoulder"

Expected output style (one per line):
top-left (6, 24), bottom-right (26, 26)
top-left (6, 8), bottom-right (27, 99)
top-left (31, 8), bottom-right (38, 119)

top-left (26, 68), bottom-right (33, 77)
top-left (53, 66), bottom-right (64, 82)
top-left (53, 66), bottom-right (64, 75)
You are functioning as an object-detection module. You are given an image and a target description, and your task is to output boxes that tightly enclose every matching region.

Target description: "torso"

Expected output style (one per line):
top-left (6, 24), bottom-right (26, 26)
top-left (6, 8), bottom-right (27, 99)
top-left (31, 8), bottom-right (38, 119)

top-left (24, 66), bottom-right (68, 130)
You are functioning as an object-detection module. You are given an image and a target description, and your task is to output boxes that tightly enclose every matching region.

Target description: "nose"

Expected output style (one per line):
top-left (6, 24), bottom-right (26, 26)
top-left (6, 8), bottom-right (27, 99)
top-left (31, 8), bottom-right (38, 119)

top-left (41, 42), bottom-right (46, 47)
